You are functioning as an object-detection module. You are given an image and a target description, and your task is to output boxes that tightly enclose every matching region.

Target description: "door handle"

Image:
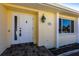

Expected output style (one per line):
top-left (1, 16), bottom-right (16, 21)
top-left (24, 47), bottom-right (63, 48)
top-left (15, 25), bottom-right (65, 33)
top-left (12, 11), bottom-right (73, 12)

top-left (19, 29), bottom-right (22, 37)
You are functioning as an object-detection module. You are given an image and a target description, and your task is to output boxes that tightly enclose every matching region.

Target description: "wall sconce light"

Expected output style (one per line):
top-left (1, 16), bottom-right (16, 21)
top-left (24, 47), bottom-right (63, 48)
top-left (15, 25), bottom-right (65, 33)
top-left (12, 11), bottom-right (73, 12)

top-left (41, 14), bottom-right (46, 23)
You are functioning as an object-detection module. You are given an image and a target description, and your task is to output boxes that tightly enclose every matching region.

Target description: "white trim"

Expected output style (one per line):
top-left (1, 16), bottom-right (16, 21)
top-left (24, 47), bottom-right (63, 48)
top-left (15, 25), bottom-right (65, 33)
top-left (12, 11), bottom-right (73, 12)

top-left (56, 12), bottom-right (59, 48)
top-left (4, 4), bottom-right (79, 16)
top-left (43, 3), bottom-right (79, 15)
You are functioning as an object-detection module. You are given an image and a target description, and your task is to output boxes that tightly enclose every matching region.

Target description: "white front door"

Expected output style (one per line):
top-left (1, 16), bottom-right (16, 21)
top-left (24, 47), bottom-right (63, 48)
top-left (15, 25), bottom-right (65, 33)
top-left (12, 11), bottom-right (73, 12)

top-left (12, 13), bottom-right (33, 44)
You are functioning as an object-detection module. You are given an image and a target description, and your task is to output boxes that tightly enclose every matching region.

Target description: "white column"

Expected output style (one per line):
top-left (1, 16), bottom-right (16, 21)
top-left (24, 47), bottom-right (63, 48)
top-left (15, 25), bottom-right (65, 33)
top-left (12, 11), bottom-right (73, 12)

top-left (56, 12), bottom-right (59, 48)
top-left (77, 17), bottom-right (79, 43)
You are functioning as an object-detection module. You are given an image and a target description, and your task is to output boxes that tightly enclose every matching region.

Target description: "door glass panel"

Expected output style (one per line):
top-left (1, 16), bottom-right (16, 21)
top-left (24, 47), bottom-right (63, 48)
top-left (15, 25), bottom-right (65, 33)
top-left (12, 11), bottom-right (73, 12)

top-left (14, 16), bottom-right (17, 40)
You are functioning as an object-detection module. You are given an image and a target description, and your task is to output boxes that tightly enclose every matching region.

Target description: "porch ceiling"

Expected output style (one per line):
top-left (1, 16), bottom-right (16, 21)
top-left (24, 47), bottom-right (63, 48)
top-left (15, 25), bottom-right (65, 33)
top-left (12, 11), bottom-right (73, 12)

top-left (3, 3), bottom-right (79, 17)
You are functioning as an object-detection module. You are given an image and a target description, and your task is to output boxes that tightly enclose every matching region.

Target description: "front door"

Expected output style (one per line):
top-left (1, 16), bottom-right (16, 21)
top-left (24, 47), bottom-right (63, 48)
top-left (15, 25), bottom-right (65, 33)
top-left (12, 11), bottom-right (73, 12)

top-left (12, 13), bottom-right (33, 44)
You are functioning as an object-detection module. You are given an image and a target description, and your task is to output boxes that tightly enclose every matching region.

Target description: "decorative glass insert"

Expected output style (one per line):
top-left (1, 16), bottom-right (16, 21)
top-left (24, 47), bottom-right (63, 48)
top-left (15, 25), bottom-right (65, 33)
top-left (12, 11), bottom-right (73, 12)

top-left (62, 19), bottom-right (71, 33)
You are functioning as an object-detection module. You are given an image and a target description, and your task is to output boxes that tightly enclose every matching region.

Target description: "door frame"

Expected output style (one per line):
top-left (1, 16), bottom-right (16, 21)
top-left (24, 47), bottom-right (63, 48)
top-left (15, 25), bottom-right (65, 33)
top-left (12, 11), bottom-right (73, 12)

top-left (11, 13), bottom-right (34, 44)
top-left (9, 11), bottom-right (38, 45)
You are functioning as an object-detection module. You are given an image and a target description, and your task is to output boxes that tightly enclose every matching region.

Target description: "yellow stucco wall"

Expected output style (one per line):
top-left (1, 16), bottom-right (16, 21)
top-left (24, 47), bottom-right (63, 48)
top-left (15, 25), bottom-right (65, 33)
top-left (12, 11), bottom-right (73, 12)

top-left (1, 4), bottom-right (78, 49)
top-left (59, 14), bottom-right (78, 20)
top-left (3, 4), bottom-right (57, 47)
top-left (38, 11), bottom-right (57, 48)
top-left (0, 4), bottom-right (9, 54)
top-left (6, 9), bottom-right (38, 45)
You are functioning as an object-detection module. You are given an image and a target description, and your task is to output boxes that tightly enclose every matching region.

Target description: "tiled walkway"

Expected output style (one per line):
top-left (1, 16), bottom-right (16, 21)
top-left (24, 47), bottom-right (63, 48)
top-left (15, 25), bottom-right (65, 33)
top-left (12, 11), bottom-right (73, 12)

top-left (49, 43), bottom-right (79, 56)
top-left (68, 51), bottom-right (79, 56)
top-left (58, 49), bottom-right (79, 56)
top-left (0, 43), bottom-right (53, 56)
top-left (1, 43), bottom-right (79, 56)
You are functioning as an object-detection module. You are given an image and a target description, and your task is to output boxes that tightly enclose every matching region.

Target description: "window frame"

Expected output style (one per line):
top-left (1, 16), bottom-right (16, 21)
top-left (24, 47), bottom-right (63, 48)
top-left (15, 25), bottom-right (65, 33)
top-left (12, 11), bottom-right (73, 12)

top-left (59, 18), bottom-right (74, 34)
